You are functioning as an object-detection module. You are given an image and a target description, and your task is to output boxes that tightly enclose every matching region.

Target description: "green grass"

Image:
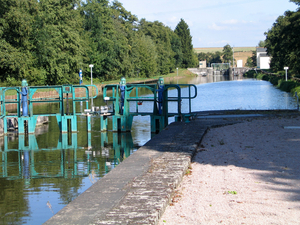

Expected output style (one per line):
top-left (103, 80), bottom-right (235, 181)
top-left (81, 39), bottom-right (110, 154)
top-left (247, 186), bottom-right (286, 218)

top-left (81, 68), bottom-right (194, 85)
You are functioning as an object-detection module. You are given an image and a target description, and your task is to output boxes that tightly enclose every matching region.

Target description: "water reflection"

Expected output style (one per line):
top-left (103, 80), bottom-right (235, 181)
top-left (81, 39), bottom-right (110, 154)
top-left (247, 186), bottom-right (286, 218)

top-left (0, 130), bottom-right (135, 225)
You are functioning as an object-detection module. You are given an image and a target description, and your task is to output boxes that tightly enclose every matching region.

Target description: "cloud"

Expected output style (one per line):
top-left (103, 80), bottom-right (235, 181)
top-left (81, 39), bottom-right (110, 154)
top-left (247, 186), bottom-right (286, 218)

top-left (208, 23), bottom-right (228, 31)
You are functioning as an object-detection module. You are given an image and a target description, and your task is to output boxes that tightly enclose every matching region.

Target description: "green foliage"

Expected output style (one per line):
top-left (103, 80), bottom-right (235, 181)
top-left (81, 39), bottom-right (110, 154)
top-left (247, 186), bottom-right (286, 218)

top-left (252, 51), bottom-right (257, 66)
top-left (291, 85), bottom-right (300, 98)
top-left (222, 44), bottom-right (233, 64)
top-left (258, 40), bottom-right (266, 47)
top-left (198, 51), bottom-right (222, 66)
top-left (246, 57), bottom-right (253, 67)
top-left (131, 34), bottom-right (158, 77)
top-left (34, 0), bottom-right (88, 85)
top-left (290, 0), bottom-right (300, 5)
top-left (244, 70), bottom-right (257, 78)
top-left (269, 76), bottom-right (283, 86)
top-left (265, 6), bottom-right (300, 76)
top-left (0, 0), bottom-right (195, 86)
top-left (138, 19), bottom-right (175, 75)
top-left (256, 73), bottom-right (269, 81)
top-left (175, 19), bottom-right (196, 68)
top-left (278, 80), bottom-right (299, 92)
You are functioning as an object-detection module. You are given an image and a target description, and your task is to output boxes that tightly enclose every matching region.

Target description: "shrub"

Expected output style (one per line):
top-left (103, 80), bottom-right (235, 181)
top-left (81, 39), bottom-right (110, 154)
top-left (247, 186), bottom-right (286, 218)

top-left (269, 76), bottom-right (282, 86)
top-left (256, 73), bottom-right (269, 81)
top-left (244, 70), bottom-right (257, 78)
top-left (278, 80), bottom-right (299, 92)
top-left (291, 86), bottom-right (300, 98)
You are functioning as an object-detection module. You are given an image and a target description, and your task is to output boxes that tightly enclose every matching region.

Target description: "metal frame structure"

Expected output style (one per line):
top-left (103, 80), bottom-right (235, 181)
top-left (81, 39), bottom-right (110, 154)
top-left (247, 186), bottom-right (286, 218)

top-left (101, 83), bottom-right (197, 133)
top-left (0, 85), bottom-right (98, 134)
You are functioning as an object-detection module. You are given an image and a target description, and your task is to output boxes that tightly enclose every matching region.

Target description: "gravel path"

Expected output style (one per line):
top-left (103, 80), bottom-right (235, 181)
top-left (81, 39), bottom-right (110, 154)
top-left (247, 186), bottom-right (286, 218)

top-left (159, 116), bottom-right (300, 225)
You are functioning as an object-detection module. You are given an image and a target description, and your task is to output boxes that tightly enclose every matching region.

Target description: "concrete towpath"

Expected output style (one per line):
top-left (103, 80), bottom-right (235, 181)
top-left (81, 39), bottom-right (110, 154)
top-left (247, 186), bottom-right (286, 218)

top-left (44, 110), bottom-right (299, 225)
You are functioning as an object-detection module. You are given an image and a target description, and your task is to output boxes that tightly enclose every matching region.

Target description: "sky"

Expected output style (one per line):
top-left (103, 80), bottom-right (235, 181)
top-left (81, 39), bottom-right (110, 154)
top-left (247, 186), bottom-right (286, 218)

top-left (114, 0), bottom-right (298, 48)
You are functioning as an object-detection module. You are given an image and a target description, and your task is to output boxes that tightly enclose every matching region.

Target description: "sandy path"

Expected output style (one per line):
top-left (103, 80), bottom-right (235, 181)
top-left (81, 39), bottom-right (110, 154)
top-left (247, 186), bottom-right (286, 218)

top-left (158, 116), bottom-right (300, 225)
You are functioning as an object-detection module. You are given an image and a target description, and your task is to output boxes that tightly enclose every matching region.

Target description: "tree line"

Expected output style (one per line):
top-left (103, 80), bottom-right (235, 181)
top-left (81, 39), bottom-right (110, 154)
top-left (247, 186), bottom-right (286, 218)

top-left (197, 44), bottom-right (233, 66)
top-left (0, 0), bottom-right (198, 86)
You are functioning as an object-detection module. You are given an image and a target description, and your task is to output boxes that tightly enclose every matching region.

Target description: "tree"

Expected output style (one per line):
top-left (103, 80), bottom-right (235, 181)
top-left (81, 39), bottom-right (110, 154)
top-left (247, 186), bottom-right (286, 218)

top-left (0, 0), bottom-right (195, 85)
top-left (198, 51), bottom-right (222, 66)
top-left (290, 0), bottom-right (300, 5)
top-left (258, 40), bottom-right (266, 47)
top-left (33, 0), bottom-right (88, 85)
top-left (0, 0), bottom-right (38, 85)
top-left (131, 33), bottom-right (157, 77)
top-left (222, 44), bottom-right (233, 64)
top-left (174, 19), bottom-right (196, 68)
top-left (170, 32), bottom-right (183, 68)
top-left (138, 19), bottom-right (176, 74)
top-left (265, 8), bottom-right (300, 75)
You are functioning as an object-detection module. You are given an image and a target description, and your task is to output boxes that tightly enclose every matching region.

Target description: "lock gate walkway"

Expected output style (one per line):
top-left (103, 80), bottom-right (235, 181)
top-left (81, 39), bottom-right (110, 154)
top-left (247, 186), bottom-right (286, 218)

top-left (44, 110), bottom-right (300, 225)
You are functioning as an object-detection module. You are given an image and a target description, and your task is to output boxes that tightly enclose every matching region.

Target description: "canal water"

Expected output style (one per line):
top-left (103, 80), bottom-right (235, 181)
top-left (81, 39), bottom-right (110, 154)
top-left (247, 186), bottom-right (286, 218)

top-left (0, 75), bottom-right (298, 224)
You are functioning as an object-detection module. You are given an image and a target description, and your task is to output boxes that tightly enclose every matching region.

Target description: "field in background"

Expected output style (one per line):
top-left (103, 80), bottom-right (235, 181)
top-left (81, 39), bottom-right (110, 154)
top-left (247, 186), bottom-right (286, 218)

top-left (194, 47), bottom-right (256, 67)
top-left (194, 47), bottom-right (256, 53)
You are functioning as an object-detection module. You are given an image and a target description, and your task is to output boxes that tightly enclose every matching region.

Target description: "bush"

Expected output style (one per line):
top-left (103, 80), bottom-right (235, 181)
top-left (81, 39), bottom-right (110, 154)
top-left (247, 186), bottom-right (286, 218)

top-left (291, 86), bottom-right (300, 98)
top-left (278, 80), bottom-right (299, 92)
top-left (277, 71), bottom-right (286, 76)
top-left (269, 76), bottom-right (282, 86)
top-left (256, 73), bottom-right (269, 81)
top-left (244, 70), bottom-right (257, 78)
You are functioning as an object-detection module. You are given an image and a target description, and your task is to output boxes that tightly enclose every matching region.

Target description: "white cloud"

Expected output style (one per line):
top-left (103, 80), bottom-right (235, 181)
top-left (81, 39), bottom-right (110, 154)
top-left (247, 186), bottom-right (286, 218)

top-left (208, 23), bottom-right (228, 31)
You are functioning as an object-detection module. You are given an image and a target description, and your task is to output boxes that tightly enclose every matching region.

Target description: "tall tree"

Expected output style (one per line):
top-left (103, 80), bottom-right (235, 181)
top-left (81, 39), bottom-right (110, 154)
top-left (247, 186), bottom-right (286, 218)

top-left (222, 44), bottom-right (233, 64)
top-left (131, 33), bottom-right (158, 77)
top-left (138, 19), bottom-right (175, 74)
top-left (83, 0), bottom-right (137, 81)
top-left (32, 0), bottom-right (88, 85)
top-left (174, 19), bottom-right (196, 68)
top-left (170, 32), bottom-right (183, 68)
top-left (265, 9), bottom-right (300, 75)
top-left (0, 0), bottom-right (38, 85)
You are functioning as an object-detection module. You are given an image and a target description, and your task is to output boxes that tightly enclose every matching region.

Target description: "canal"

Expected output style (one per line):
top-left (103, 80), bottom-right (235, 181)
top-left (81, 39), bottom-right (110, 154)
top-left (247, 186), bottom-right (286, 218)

top-left (0, 74), bottom-right (298, 224)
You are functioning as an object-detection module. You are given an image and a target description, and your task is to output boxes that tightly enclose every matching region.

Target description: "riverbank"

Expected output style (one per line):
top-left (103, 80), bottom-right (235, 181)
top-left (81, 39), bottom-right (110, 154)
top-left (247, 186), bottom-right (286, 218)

top-left (44, 110), bottom-right (300, 224)
top-left (244, 69), bottom-right (300, 98)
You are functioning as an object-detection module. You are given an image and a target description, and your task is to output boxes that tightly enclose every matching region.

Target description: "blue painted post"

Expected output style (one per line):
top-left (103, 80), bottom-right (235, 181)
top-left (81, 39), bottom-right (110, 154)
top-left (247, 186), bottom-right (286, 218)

top-left (119, 77), bottom-right (126, 115)
top-left (157, 77), bottom-right (164, 115)
top-left (79, 69), bottom-right (82, 85)
top-left (21, 79), bottom-right (28, 117)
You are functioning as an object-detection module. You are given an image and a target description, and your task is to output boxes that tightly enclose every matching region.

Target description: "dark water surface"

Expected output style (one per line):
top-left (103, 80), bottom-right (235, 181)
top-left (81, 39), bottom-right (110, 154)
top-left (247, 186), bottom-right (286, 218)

top-left (0, 75), bottom-right (298, 224)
